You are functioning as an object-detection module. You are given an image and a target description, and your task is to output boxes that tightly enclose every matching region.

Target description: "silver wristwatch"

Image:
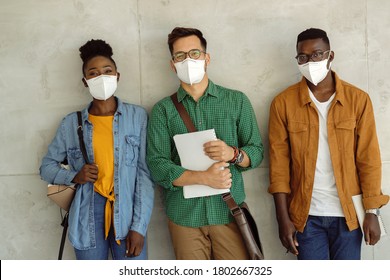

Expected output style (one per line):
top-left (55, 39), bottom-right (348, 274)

top-left (234, 149), bottom-right (244, 165)
top-left (365, 208), bottom-right (380, 216)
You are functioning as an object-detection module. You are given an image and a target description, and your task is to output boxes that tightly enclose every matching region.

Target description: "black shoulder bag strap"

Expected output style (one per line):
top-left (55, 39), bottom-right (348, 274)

top-left (58, 111), bottom-right (89, 260)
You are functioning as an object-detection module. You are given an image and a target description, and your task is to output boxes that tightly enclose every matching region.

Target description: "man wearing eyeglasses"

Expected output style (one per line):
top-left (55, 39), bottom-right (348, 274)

top-left (146, 27), bottom-right (263, 260)
top-left (268, 28), bottom-right (389, 260)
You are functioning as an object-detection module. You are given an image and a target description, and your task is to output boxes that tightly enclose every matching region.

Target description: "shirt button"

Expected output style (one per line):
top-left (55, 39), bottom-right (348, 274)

top-left (115, 147), bottom-right (119, 151)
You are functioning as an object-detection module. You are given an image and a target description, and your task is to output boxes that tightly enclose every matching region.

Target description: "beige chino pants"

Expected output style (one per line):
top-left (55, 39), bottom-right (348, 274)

top-left (168, 219), bottom-right (249, 260)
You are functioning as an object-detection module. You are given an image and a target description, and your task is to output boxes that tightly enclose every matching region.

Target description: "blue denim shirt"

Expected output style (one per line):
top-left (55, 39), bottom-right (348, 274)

top-left (40, 98), bottom-right (155, 250)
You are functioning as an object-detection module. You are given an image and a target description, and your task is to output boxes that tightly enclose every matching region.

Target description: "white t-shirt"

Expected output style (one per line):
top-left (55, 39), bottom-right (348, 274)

top-left (308, 89), bottom-right (344, 217)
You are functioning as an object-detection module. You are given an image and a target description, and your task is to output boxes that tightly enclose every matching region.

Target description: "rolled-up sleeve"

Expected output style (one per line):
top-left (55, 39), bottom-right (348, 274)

top-left (39, 118), bottom-right (78, 186)
top-left (268, 98), bottom-right (291, 194)
top-left (356, 95), bottom-right (389, 209)
top-left (146, 103), bottom-right (186, 191)
top-left (237, 94), bottom-right (264, 171)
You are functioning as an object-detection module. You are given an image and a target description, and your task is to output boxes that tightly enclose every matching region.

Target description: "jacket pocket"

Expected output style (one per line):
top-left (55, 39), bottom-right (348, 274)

top-left (125, 135), bottom-right (140, 166)
top-left (287, 121), bottom-right (308, 158)
top-left (335, 119), bottom-right (356, 152)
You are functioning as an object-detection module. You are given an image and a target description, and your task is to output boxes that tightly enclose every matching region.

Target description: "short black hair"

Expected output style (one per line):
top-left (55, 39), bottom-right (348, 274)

top-left (296, 28), bottom-right (330, 49)
top-left (79, 39), bottom-right (117, 75)
top-left (168, 27), bottom-right (207, 55)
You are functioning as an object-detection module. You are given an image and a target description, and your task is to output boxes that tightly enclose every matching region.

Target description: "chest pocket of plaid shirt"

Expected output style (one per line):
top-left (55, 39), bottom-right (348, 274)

top-left (125, 135), bottom-right (140, 167)
top-left (335, 119), bottom-right (356, 152)
top-left (287, 121), bottom-right (308, 157)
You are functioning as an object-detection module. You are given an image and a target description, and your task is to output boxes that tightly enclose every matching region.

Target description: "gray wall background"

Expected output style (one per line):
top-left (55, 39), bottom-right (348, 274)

top-left (1, 0), bottom-right (389, 260)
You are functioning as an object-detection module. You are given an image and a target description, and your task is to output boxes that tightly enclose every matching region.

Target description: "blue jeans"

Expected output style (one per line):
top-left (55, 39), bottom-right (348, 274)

top-left (296, 215), bottom-right (362, 260)
top-left (74, 192), bottom-right (147, 260)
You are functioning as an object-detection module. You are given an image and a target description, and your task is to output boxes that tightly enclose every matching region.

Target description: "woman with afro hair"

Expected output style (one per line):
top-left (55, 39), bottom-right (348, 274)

top-left (40, 39), bottom-right (154, 260)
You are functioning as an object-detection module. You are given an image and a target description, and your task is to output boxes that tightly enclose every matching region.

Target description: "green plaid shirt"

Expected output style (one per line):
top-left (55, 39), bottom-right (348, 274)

top-left (146, 80), bottom-right (263, 227)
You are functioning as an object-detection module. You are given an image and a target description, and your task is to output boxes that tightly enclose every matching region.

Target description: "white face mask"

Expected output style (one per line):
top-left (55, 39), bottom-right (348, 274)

top-left (85, 75), bottom-right (117, 100)
top-left (298, 52), bottom-right (332, 86)
top-left (174, 58), bottom-right (206, 85)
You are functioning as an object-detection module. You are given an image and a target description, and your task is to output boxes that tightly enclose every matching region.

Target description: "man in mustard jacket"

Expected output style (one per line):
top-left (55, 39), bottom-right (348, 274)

top-left (268, 28), bottom-right (389, 260)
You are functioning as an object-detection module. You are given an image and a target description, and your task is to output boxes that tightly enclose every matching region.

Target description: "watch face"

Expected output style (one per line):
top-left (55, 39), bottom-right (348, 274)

top-left (236, 150), bottom-right (244, 164)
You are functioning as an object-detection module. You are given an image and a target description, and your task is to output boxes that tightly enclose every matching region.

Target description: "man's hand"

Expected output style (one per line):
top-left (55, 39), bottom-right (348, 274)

top-left (126, 230), bottom-right (145, 257)
top-left (204, 139), bottom-right (234, 162)
top-left (204, 161), bottom-right (232, 189)
top-left (363, 213), bottom-right (381, 245)
top-left (72, 164), bottom-right (98, 184)
top-left (278, 219), bottom-right (299, 256)
top-left (273, 193), bottom-right (299, 255)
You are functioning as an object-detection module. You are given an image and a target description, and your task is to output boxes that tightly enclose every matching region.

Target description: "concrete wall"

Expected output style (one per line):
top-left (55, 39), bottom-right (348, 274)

top-left (0, 0), bottom-right (389, 260)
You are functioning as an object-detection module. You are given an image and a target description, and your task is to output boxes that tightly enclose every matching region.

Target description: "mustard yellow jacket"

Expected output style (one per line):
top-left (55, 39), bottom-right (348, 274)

top-left (268, 72), bottom-right (389, 232)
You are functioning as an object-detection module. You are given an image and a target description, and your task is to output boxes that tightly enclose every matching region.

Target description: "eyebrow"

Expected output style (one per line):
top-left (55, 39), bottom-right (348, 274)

top-left (297, 49), bottom-right (325, 55)
top-left (87, 65), bottom-right (113, 71)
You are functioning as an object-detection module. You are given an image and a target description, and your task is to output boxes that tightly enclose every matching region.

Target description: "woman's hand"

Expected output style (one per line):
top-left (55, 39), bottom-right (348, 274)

top-left (126, 230), bottom-right (145, 257)
top-left (72, 164), bottom-right (98, 184)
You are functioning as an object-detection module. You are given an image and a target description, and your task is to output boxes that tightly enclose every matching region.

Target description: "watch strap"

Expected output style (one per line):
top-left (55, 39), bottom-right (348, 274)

top-left (365, 208), bottom-right (380, 216)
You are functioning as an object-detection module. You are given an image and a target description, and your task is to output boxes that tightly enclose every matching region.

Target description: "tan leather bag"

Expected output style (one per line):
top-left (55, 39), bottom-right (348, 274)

top-left (47, 184), bottom-right (76, 212)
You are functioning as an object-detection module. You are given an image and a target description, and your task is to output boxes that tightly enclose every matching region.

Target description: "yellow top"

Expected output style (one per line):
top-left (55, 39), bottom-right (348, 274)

top-left (89, 114), bottom-right (117, 242)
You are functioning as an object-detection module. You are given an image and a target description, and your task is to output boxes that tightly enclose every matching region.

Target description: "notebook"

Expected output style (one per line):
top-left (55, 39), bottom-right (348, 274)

top-left (352, 194), bottom-right (387, 238)
top-left (173, 129), bottom-right (230, 199)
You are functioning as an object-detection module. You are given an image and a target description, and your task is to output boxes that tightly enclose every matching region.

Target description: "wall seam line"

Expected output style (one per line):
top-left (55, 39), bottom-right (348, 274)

top-left (136, 0), bottom-right (143, 106)
top-left (365, 0), bottom-right (370, 94)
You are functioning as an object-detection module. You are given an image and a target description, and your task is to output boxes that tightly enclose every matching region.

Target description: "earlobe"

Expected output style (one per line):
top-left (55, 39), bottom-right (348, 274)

top-left (205, 53), bottom-right (210, 67)
top-left (170, 60), bottom-right (177, 73)
top-left (327, 51), bottom-right (334, 69)
top-left (117, 72), bottom-right (120, 82)
top-left (328, 51), bottom-right (334, 63)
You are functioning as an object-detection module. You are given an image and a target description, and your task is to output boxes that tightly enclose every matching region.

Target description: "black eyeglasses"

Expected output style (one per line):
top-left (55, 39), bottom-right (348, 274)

top-left (172, 49), bottom-right (206, 62)
top-left (295, 50), bottom-right (331, 64)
